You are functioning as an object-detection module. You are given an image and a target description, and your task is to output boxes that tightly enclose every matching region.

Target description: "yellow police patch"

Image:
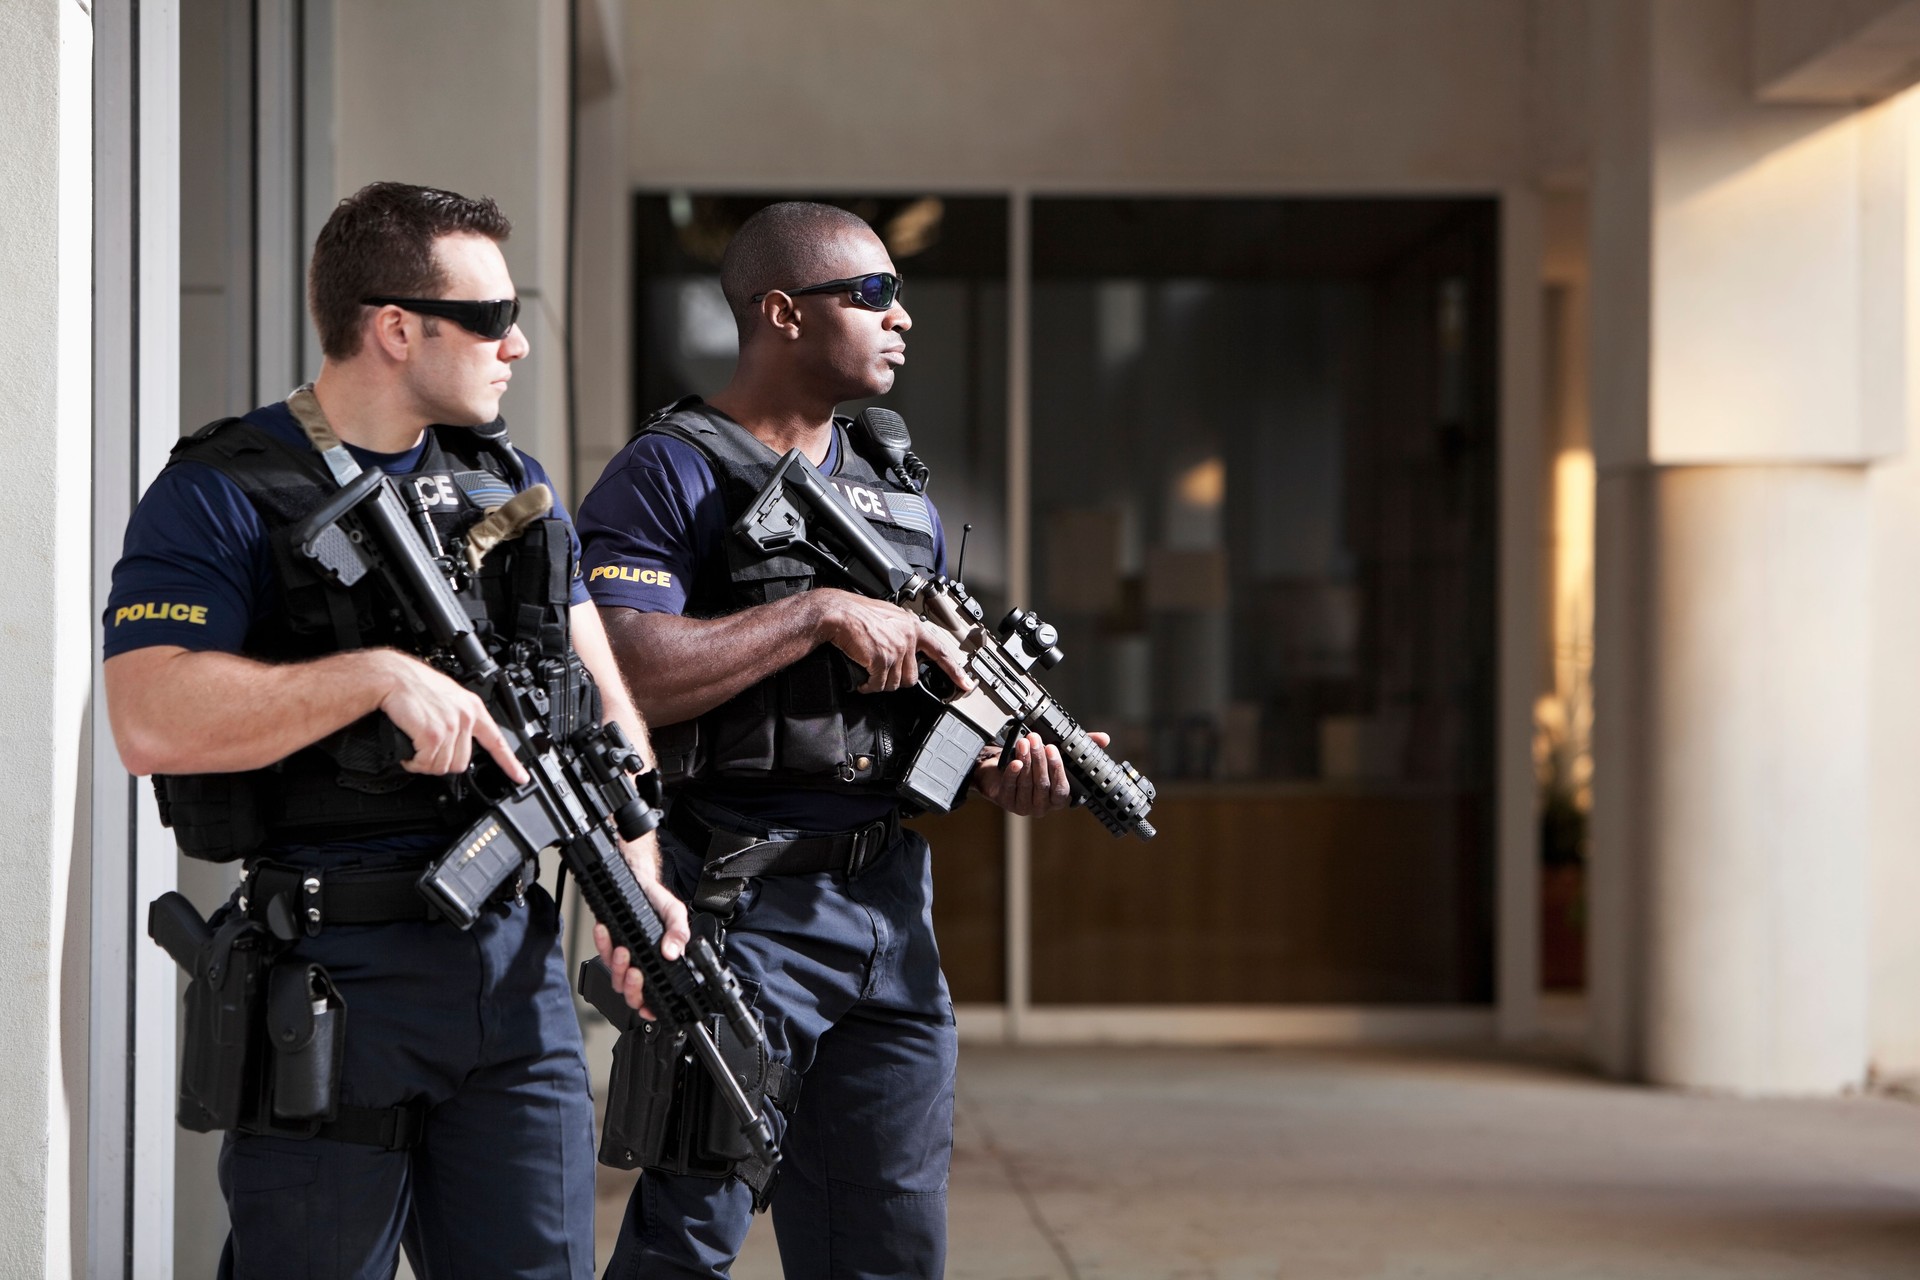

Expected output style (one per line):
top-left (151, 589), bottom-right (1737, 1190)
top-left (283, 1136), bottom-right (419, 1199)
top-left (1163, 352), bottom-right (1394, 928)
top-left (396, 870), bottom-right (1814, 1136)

top-left (113, 601), bottom-right (209, 626)
top-left (588, 565), bottom-right (672, 587)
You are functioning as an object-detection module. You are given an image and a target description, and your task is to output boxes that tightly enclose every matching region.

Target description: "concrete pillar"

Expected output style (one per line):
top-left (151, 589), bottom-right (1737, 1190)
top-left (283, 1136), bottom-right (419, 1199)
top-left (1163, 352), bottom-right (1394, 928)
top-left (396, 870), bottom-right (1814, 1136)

top-left (1588, 0), bottom-right (1906, 1093)
top-left (1642, 467), bottom-right (1871, 1091)
top-left (0, 1), bottom-right (93, 1274)
top-left (572, 0), bottom-right (632, 488)
top-left (1865, 37), bottom-right (1920, 1087)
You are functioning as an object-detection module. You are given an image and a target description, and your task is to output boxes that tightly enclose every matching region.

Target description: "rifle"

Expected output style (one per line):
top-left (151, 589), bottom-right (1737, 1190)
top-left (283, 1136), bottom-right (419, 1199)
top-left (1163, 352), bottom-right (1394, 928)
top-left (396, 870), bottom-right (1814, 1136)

top-left (733, 441), bottom-right (1158, 840)
top-left (286, 431), bottom-right (778, 1168)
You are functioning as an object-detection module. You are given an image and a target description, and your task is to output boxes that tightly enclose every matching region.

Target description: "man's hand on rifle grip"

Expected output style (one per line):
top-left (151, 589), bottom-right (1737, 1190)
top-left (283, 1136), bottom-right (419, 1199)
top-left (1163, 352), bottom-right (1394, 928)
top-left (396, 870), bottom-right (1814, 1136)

top-left (975, 730), bottom-right (1111, 818)
top-left (369, 648), bottom-right (530, 784)
top-left (812, 588), bottom-right (972, 696)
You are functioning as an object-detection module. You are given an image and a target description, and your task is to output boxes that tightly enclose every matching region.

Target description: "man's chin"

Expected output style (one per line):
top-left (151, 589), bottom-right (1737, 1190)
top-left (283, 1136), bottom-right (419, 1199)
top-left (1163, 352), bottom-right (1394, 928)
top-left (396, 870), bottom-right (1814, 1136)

top-left (436, 397), bottom-right (503, 428)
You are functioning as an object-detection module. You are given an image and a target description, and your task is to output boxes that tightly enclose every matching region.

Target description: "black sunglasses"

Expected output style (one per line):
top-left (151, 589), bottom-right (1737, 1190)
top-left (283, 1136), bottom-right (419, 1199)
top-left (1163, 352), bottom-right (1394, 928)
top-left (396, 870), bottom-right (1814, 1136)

top-left (751, 272), bottom-right (903, 311)
top-left (362, 296), bottom-right (522, 341)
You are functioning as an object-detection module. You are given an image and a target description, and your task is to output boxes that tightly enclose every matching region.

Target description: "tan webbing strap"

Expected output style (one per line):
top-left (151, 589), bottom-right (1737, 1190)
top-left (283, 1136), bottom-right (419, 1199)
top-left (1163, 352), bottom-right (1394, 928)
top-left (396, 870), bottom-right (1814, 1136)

top-left (285, 384), bottom-right (339, 450)
top-left (285, 384), bottom-right (364, 486)
top-left (464, 483), bottom-right (553, 574)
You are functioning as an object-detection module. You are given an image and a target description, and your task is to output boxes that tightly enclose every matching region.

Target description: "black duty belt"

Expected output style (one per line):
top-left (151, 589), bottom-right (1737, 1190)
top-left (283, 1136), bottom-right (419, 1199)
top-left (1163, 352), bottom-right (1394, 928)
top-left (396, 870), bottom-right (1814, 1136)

top-left (667, 805), bottom-right (900, 917)
top-left (239, 857), bottom-right (533, 936)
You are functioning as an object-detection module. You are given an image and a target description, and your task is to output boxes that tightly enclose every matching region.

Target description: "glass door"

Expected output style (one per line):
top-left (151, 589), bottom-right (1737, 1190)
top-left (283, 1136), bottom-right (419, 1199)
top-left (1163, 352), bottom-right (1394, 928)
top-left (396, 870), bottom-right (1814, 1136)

top-left (1026, 197), bottom-right (1501, 1005)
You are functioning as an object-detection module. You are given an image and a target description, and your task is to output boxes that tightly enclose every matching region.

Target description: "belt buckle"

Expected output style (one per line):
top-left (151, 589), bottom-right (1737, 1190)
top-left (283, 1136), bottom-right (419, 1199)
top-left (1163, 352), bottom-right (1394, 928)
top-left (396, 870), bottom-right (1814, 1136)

top-left (845, 820), bottom-right (887, 880)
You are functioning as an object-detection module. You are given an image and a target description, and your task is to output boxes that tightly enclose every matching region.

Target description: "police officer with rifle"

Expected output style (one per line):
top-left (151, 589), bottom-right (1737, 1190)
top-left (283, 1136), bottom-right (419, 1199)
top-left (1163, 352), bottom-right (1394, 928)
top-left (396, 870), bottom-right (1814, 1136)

top-left (104, 182), bottom-right (698, 1279)
top-left (577, 201), bottom-right (1143, 1280)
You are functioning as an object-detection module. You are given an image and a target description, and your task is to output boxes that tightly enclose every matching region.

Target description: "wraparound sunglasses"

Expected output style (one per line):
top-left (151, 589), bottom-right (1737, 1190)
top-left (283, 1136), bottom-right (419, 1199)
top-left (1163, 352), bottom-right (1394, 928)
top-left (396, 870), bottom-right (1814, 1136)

top-left (362, 296), bottom-right (522, 340)
top-left (751, 272), bottom-right (903, 311)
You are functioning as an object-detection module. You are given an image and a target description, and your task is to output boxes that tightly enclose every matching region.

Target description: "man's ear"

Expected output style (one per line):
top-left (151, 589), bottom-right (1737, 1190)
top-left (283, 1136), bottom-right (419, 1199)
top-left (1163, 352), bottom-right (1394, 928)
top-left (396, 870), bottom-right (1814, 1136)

top-left (366, 304), bottom-right (414, 362)
top-left (759, 291), bottom-right (803, 342)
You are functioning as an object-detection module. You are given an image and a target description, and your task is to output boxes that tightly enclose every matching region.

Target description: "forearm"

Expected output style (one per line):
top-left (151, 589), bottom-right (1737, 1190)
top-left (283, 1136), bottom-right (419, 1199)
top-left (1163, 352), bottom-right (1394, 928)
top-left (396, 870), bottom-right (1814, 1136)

top-left (105, 646), bottom-right (399, 776)
top-left (600, 595), bottom-right (829, 726)
top-left (570, 602), bottom-right (654, 765)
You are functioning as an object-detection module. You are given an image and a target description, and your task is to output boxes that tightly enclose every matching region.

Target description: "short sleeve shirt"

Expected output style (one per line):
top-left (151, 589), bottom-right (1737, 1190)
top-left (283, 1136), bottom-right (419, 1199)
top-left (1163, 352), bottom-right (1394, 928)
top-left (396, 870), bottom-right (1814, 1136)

top-left (576, 413), bottom-right (946, 831)
top-left (105, 401), bottom-right (587, 660)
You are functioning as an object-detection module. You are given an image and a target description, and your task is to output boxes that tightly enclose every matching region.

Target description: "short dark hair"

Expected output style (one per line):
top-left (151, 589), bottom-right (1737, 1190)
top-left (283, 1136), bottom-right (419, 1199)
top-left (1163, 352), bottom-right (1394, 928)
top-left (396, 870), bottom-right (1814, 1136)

top-left (308, 181), bottom-right (513, 360)
top-left (719, 201), bottom-right (877, 333)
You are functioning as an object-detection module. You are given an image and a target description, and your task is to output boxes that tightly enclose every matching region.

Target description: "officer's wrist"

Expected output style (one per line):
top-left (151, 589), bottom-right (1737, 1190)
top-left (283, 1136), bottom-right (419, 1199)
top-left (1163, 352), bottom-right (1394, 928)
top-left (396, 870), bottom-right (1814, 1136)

top-left (352, 647), bottom-right (415, 709)
top-left (800, 589), bottom-right (847, 648)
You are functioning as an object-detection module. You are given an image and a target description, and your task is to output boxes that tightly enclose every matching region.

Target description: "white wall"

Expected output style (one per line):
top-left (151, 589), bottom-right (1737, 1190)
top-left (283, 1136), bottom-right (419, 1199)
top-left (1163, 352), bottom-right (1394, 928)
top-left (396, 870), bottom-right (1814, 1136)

top-left (1866, 89), bottom-right (1920, 1084)
top-left (0, 1), bottom-right (92, 1274)
top-left (626, 0), bottom-right (1546, 191)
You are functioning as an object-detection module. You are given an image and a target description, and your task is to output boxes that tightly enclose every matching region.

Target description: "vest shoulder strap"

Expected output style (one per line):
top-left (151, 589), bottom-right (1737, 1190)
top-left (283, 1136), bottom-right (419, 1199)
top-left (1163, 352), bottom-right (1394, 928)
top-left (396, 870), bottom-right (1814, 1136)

top-left (642, 401), bottom-right (784, 476)
top-left (642, 401), bottom-right (881, 494)
top-left (166, 418), bottom-right (340, 526)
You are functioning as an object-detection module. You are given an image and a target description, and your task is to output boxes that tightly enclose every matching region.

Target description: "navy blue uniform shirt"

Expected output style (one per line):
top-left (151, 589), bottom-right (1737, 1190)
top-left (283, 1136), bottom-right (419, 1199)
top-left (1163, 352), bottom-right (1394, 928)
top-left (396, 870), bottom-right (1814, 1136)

top-left (105, 401), bottom-right (587, 862)
top-left (105, 401), bottom-right (587, 659)
top-left (576, 416), bottom-right (945, 831)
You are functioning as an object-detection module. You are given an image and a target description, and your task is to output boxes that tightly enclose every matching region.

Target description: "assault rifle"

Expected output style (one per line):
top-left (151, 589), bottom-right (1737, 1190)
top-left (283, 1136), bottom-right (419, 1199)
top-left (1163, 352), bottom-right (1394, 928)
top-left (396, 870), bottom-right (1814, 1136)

top-left (734, 441), bottom-right (1158, 840)
top-left (286, 427), bottom-right (778, 1167)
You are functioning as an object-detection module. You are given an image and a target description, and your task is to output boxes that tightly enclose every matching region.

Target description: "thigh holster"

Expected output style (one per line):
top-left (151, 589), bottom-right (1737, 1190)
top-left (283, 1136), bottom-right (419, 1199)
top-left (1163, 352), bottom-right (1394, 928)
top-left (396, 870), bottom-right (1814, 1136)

top-left (579, 957), bottom-right (798, 1212)
top-left (148, 889), bottom-right (426, 1151)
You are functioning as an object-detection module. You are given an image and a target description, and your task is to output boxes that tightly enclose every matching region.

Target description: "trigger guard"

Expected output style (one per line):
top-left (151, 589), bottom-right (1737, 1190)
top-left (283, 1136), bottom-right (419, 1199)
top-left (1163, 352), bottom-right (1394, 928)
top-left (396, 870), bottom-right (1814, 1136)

top-left (915, 659), bottom-right (959, 702)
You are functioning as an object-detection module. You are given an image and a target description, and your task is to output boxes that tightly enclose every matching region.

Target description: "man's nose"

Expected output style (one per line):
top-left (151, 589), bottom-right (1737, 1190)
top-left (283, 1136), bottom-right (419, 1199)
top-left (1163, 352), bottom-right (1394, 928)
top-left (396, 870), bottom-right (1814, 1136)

top-left (501, 323), bottom-right (530, 361)
top-left (887, 303), bottom-right (911, 333)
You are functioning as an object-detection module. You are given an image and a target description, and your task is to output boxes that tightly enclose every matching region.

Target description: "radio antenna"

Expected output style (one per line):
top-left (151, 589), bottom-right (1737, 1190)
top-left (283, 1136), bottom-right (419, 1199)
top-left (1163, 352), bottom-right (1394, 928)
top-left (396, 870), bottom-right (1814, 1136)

top-left (953, 524), bottom-right (973, 582)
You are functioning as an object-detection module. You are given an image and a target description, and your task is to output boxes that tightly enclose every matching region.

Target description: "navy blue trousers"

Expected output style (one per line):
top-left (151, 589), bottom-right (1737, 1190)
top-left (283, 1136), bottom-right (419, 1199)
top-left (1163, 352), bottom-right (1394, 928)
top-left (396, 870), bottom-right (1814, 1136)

top-left (216, 883), bottom-right (597, 1280)
top-left (604, 800), bottom-right (959, 1280)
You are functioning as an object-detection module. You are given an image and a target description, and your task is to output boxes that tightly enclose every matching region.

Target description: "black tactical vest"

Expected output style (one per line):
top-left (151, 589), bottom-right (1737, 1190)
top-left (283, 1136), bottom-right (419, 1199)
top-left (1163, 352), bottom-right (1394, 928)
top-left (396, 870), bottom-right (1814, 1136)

top-left (151, 416), bottom-right (580, 860)
top-left (642, 399), bottom-right (941, 795)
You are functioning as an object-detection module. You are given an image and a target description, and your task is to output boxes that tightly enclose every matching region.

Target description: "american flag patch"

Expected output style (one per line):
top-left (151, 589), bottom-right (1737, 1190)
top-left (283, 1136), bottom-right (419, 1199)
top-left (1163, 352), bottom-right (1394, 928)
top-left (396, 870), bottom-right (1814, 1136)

top-left (454, 470), bottom-right (515, 510)
top-left (882, 492), bottom-right (934, 537)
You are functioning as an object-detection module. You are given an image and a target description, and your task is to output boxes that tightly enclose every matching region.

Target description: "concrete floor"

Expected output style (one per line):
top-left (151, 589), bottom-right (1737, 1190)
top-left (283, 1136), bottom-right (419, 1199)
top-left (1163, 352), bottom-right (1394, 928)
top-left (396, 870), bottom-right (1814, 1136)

top-left (592, 1044), bottom-right (1920, 1279)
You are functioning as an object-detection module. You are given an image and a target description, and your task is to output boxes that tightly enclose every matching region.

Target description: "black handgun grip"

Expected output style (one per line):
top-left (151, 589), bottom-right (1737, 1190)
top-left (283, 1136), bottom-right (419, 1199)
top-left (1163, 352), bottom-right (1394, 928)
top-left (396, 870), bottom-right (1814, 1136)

top-left (578, 956), bottom-right (643, 1033)
top-left (149, 890), bottom-right (213, 973)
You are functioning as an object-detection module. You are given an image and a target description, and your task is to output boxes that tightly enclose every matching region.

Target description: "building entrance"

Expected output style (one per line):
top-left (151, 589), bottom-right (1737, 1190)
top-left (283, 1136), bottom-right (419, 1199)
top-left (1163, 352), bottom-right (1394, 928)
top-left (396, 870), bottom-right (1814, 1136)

top-left (630, 193), bottom-right (1502, 1021)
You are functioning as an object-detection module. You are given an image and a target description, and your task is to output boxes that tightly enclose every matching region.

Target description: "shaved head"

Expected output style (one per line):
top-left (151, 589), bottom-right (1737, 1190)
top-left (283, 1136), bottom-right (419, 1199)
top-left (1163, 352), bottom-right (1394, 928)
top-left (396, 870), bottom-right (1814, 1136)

top-left (720, 201), bottom-right (878, 334)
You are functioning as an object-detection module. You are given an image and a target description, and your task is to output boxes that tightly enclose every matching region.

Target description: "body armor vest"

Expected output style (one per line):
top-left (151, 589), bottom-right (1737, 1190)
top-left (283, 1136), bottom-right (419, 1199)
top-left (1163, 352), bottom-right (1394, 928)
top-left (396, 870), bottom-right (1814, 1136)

top-left (643, 400), bottom-right (940, 795)
top-left (152, 416), bottom-right (581, 861)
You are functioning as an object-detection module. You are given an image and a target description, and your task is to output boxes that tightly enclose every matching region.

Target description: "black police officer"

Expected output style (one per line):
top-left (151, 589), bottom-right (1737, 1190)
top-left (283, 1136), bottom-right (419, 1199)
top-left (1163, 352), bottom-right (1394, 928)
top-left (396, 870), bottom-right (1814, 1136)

top-left (578, 202), bottom-right (1095, 1279)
